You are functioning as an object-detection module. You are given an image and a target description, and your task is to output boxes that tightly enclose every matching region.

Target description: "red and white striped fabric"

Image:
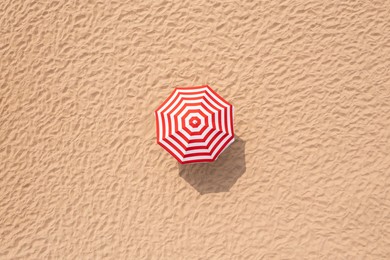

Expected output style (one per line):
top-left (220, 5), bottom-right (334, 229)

top-left (155, 85), bottom-right (234, 164)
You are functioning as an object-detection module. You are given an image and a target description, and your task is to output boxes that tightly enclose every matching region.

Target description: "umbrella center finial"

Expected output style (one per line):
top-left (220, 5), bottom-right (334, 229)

top-left (188, 116), bottom-right (201, 128)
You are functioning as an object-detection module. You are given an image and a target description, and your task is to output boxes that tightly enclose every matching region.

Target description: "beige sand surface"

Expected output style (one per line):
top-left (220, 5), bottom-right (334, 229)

top-left (1, 0), bottom-right (390, 259)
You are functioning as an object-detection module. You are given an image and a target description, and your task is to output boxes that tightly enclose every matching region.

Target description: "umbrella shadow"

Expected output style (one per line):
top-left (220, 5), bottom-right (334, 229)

top-left (178, 136), bottom-right (246, 195)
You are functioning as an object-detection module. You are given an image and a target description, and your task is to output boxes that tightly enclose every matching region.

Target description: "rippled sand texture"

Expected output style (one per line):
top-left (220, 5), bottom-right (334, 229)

top-left (1, 0), bottom-right (390, 259)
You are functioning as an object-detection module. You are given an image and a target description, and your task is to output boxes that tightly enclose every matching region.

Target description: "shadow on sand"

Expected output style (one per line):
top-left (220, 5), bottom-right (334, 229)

top-left (179, 136), bottom-right (246, 195)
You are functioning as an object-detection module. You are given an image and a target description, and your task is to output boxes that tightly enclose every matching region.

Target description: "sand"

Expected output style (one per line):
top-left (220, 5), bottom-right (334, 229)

top-left (1, 0), bottom-right (390, 259)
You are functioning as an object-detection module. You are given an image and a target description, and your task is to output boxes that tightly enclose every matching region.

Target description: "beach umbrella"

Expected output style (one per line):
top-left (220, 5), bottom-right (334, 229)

top-left (155, 85), bottom-right (234, 164)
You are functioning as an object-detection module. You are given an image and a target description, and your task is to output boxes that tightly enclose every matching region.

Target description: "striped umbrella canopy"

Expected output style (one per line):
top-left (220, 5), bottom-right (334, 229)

top-left (155, 85), bottom-right (234, 164)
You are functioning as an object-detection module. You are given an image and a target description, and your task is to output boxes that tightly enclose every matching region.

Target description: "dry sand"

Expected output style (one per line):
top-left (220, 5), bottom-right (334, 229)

top-left (1, 0), bottom-right (390, 259)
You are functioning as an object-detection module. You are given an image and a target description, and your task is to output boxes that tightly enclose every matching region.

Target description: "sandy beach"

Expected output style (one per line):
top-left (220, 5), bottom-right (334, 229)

top-left (1, 0), bottom-right (390, 259)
